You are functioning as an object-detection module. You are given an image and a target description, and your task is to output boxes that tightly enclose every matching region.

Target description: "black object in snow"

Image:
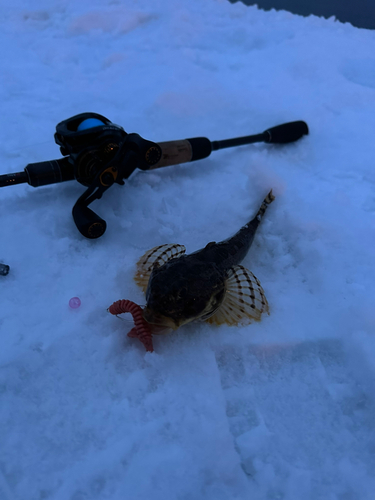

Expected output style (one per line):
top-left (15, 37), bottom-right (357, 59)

top-left (0, 263), bottom-right (9, 276)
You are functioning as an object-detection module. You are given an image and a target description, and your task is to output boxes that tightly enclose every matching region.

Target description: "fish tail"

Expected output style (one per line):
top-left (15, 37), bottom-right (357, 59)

top-left (255, 189), bottom-right (275, 222)
top-left (202, 189), bottom-right (275, 269)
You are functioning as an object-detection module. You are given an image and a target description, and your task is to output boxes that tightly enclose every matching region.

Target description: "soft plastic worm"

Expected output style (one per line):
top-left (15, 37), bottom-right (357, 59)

top-left (108, 299), bottom-right (154, 352)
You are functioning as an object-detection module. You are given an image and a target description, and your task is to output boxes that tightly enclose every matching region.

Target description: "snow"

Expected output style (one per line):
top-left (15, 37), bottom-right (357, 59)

top-left (1, 0), bottom-right (375, 499)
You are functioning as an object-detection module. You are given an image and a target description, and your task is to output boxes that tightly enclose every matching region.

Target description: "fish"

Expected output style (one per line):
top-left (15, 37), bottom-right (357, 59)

top-left (134, 190), bottom-right (275, 332)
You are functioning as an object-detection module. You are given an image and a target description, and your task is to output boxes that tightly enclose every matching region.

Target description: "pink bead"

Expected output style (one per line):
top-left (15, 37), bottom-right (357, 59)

top-left (69, 297), bottom-right (81, 309)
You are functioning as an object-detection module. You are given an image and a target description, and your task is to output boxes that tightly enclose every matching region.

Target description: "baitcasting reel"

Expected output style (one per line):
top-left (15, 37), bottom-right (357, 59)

top-left (0, 112), bottom-right (308, 239)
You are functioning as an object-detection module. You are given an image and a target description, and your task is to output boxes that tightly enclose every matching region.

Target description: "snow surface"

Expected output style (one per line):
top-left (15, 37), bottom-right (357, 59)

top-left (1, 1), bottom-right (375, 499)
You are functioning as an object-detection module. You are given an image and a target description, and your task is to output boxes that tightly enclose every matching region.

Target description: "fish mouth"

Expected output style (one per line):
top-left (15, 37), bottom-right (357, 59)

top-left (142, 307), bottom-right (180, 330)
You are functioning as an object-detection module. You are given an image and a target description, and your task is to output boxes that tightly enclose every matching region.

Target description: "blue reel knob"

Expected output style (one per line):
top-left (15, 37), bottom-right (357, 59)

top-left (77, 118), bottom-right (105, 131)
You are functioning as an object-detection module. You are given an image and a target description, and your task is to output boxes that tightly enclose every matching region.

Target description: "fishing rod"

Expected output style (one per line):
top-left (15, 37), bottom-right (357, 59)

top-left (0, 112), bottom-right (308, 239)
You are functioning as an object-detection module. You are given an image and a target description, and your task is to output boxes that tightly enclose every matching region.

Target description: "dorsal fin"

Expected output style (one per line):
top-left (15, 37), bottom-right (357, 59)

top-left (134, 243), bottom-right (186, 292)
top-left (206, 265), bottom-right (269, 326)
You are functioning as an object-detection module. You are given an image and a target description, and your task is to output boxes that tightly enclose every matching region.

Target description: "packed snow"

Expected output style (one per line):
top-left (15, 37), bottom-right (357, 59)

top-left (1, 1), bottom-right (375, 499)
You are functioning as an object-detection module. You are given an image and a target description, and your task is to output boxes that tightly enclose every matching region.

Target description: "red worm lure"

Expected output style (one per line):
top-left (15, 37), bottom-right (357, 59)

top-left (108, 299), bottom-right (154, 352)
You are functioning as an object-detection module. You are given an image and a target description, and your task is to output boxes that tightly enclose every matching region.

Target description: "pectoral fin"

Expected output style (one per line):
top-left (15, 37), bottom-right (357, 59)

top-left (206, 265), bottom-right (269, 326)
top-left (134, 243), bottom-right (186, 292)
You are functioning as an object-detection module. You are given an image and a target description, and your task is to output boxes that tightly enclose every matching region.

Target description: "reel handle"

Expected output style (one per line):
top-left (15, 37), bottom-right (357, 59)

top-left (72, 204), bottom-right (107, 239)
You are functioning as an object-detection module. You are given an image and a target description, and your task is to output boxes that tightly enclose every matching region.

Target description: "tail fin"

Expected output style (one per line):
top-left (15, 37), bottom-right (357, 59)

top-left (255, 190), bottom-right (275, 222)
top-left (208, 189), bottom-right (275, 269)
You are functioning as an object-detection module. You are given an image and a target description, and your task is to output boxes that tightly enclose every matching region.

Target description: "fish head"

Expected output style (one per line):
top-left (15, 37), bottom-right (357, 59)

top-left (143, 260), bottom-right (226, 329)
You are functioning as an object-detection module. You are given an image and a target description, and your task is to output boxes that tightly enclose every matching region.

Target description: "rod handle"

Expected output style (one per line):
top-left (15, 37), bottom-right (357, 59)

top-left (148, 137), bottom-right (212, 169)
top-left (148, 120), bottom-right (309, 169)
top-left (25, 158), bottom-right (75, 187)
top-left (264, 120), bottom-right (309, 144)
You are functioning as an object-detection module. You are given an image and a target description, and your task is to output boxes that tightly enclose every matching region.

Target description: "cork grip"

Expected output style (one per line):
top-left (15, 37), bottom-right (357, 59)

top-left (149, 137), bottom-right (212, 169)
top-left (149, 140), bottom-right (193, 169)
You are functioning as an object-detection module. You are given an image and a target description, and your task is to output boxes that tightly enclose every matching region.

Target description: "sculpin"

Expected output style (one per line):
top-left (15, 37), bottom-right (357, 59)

top-left (134, 190), bottom-right (275, 331)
